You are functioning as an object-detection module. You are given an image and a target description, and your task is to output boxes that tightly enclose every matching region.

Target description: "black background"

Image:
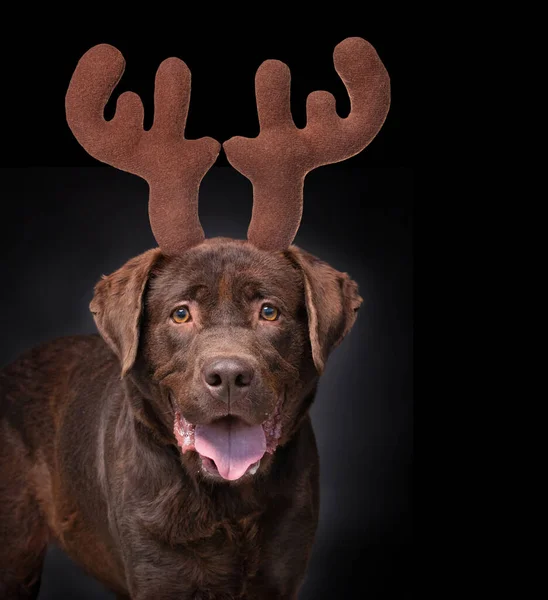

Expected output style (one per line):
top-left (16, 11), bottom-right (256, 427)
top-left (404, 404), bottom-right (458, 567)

top-left (0, 20), bottom-right (413, 600)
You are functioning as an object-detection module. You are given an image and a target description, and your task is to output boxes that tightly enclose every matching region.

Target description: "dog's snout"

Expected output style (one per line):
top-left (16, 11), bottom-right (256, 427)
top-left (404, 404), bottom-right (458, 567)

top-left (202, 357), bottom-right (255, 401)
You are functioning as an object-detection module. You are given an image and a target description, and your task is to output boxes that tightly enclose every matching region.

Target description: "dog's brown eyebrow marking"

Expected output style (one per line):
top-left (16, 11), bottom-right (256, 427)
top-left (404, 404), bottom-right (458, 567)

top-left (170, 283), bottom-right (209, 303)
top-left (238, 280), bottom-right (291, 313)
top-left (241, 280), bottom-right (277, 300)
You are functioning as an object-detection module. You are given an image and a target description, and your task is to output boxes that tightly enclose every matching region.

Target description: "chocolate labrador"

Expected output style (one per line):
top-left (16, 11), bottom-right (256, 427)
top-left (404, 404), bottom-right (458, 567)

top-left (0, 37), bottom-right (389, 599)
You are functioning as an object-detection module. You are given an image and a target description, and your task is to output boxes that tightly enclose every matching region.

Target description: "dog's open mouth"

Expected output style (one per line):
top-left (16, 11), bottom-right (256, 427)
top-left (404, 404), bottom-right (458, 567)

top-left (174, 401), bottom-right (283, 482)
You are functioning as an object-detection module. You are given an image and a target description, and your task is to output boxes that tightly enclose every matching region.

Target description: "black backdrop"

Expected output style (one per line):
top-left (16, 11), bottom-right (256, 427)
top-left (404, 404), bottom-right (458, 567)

top-left (0, 21), bottom-right (413, 600)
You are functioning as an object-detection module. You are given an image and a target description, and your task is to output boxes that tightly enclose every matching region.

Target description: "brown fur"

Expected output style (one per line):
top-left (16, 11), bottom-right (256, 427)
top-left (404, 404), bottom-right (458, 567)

top-left (0, 238), bottom-right (361, 599)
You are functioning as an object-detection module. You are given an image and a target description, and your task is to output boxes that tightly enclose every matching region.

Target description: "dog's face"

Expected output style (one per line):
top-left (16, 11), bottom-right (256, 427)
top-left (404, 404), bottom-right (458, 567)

top-left (90, 238), bottom-right (362, 483)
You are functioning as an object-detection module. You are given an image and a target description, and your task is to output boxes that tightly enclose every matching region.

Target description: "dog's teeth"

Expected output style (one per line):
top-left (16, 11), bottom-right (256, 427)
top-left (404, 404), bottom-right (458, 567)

top-left (248, 461), bottom-right (260, 475)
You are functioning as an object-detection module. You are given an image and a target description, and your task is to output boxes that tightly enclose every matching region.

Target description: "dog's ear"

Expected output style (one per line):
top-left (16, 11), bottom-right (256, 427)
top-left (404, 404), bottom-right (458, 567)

top-left (288, 246), bottom-right (363, 374)
top-left (90, 249), bottom-right (162, 377)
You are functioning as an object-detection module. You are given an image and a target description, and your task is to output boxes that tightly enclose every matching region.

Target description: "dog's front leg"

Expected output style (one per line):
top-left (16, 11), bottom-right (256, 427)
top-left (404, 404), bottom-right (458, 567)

top-left (125, 584), bottom-right (196, 600)
top-left (120, 534), bottom-right (248, 600)
top-left (123, 569), bottom-right (196, 600)
top-left (127, 584), bottom-right (243, 600)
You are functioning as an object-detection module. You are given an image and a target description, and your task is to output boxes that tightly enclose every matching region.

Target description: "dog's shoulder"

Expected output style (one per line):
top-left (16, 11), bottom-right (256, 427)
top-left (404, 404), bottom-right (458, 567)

top-left (0, 335), bottom-right (118, 450)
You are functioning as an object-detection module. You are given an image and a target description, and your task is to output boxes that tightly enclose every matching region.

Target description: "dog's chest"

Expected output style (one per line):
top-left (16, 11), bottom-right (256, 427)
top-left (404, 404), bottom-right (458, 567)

top-left (197, 518), bottom-right (260, 585)
top-left (155, 512), bottom-right (264, 598)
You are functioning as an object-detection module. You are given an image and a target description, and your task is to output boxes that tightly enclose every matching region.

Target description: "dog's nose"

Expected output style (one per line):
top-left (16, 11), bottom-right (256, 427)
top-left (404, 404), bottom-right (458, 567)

top-left (202, 358), bottom-right (255, 401)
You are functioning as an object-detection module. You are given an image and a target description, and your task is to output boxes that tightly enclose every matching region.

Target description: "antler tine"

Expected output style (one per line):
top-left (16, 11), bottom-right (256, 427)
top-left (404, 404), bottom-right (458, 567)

top-left (66, 44), bottom-right (220, 255)
top-left (223, 37), bottom-right (390, 252)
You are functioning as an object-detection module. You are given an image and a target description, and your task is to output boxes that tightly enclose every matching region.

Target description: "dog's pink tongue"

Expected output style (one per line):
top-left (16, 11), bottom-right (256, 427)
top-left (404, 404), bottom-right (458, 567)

top-left (195, 419), bottom-right (266, 481)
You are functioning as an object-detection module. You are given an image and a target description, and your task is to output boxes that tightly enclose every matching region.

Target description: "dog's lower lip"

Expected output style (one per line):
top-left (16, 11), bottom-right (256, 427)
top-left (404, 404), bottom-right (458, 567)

top-left (201, 456), bottom-right (261, 479)
top-left (173, 411), bottom-right (196, 454)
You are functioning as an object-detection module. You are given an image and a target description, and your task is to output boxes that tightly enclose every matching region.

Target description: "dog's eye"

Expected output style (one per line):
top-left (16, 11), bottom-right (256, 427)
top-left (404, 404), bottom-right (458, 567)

top-left (260, 304), bottom-right (279, 321)
top-left (172, 306), bottom-right (191, 324)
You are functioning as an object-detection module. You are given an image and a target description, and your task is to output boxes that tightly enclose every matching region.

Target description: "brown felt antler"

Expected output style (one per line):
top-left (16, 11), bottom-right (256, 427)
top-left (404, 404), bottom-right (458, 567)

top-left (66, 44), bottom-right (220, 255)
top-left (223, 37), bottom-right (390, 251)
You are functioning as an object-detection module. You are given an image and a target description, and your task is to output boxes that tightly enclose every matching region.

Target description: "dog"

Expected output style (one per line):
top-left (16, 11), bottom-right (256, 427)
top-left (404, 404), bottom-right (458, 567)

top-left (0, 37), bottom-right (389, 599)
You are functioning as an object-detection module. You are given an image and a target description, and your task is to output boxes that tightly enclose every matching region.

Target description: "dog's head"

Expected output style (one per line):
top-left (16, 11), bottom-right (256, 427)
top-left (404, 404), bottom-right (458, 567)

top-left (67, 38), bottom-right (388, 482)
top-left (90, 239), bottom-right (362, 482)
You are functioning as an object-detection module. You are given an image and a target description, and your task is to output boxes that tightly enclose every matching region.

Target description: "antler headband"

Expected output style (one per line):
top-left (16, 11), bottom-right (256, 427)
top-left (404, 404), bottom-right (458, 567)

top-left (66, 38), bottom-right (390, 254)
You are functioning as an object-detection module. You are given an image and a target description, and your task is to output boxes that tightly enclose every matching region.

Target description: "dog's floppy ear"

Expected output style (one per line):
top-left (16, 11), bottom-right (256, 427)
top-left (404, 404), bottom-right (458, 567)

top-left (288, 246), bottom-right (363, 374)
top-left (90, 248), bottom-right (162, 377)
